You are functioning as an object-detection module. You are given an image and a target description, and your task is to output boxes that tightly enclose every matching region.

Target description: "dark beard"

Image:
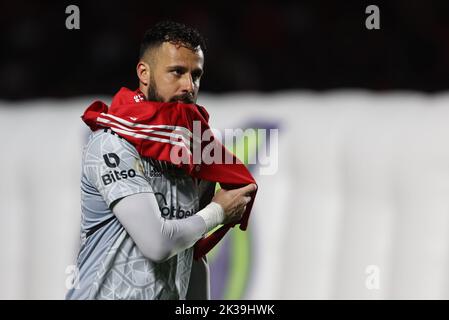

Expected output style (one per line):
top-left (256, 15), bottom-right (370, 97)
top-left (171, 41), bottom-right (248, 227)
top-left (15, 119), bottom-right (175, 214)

top-left (146, 74), bottom-right (165, 102)
top-left (147, 74), bottom-right (195, 104)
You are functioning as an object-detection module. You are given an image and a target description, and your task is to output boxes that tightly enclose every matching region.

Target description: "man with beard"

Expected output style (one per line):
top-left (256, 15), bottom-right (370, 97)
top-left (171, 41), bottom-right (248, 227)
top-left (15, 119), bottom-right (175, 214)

top-left (66, 21), bottom-right (256, 300)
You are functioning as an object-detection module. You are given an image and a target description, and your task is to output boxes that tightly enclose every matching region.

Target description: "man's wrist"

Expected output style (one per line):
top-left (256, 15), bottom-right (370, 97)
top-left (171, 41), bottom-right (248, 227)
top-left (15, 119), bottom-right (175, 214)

top-left (196, 202), bottom-right (225, 232)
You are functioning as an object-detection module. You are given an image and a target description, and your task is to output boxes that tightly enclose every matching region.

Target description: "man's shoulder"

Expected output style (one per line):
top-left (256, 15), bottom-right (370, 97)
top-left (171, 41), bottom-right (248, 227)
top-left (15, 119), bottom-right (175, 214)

top-left (84, 128), bottom-right (138, 159)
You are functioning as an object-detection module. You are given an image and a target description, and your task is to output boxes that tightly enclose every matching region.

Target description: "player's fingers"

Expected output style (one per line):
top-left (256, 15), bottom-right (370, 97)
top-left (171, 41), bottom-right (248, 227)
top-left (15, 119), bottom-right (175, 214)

top-left (236, 184), bottom-right (257, 196)
top-left (243, 196), bottom-right (251, 204)
top-left (237, 196), bottom-right (251, 207)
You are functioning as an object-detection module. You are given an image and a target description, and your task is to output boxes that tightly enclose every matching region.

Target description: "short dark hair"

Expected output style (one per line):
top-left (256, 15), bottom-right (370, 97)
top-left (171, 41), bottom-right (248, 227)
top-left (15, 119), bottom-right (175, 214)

top-left (139, 21), bottom-right (207, 60)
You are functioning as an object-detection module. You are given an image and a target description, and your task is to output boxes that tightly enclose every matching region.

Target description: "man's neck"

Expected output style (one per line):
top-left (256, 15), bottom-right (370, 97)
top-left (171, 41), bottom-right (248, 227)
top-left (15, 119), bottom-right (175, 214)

top-left (138, 85), bottom-right (148, 100)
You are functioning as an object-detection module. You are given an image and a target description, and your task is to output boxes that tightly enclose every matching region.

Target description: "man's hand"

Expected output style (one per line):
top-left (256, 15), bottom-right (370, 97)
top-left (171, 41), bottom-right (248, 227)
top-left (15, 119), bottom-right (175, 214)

top-left (211, 184), bottom-right (257, 225)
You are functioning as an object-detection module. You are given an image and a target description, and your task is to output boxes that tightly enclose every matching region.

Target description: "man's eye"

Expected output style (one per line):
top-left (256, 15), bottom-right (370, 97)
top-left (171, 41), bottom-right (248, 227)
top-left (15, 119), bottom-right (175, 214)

top-left (172, 69), bottom-right (182, 76)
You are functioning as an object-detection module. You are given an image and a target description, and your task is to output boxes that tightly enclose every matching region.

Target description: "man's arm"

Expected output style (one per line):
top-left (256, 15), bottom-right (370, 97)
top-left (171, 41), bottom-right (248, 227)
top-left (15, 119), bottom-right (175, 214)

top-left (113, 192), bottom-right (223, 263)
top-left (112, 184), bottom-right (257, 263)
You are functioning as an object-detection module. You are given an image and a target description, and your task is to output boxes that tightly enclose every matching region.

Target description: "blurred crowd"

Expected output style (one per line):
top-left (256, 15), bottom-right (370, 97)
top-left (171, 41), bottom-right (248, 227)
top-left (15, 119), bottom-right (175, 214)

top-left (1, 0), bottom-right (449, 100)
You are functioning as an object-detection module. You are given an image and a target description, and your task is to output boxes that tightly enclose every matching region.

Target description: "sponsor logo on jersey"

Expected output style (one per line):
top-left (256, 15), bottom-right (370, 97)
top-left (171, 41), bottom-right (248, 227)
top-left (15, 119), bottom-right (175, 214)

top-left (102, 153), bottom-right (136, 185)
top-left (103, 153), bottom-right (120, 168)
top-left (154, 192), bottom-right (195, 219)
top-left (149, 167), bottom-right (162, 178)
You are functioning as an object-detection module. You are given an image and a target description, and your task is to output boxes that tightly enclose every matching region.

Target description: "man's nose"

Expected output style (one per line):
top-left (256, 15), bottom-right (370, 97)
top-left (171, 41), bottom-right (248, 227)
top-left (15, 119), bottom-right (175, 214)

top-left (181, 74), bottom-right (194, 93)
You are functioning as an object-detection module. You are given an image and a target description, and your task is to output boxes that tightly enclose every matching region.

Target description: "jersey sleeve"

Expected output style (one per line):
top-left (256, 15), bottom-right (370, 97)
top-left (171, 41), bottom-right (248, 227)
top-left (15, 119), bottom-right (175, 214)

top-left (83, 130), bottom-right (153, 207)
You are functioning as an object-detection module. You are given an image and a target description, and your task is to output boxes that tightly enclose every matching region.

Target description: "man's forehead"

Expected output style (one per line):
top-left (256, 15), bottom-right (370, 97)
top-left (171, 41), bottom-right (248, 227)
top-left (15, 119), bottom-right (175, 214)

top-left (157, 41), bottom-right (204, 65)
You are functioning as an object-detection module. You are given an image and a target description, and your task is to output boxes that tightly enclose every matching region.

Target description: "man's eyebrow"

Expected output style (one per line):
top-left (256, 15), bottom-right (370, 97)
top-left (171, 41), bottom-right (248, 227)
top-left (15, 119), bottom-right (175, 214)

top-left (167, 65), bottom-right (188, 71)
top-left (192, 67), bottom-right (203, 76)
top-left (166, 65), bottom-right (203, 76)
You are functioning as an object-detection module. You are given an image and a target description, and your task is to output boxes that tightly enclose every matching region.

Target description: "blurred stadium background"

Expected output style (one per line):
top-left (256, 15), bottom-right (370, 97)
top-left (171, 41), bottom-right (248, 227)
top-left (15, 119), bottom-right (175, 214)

top-left (1, 0), bottom-right (449, 299)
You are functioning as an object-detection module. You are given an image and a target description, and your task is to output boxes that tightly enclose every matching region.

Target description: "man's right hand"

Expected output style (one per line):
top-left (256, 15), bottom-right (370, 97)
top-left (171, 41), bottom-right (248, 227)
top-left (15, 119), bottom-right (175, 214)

top-left (211, 184), bottom-right (257, 225)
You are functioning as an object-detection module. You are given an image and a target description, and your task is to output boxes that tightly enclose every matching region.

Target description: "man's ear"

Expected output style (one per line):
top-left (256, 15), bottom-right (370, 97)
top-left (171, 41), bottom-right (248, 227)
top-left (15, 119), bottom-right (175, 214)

top-left (136, 61), bottom-right (150, 86)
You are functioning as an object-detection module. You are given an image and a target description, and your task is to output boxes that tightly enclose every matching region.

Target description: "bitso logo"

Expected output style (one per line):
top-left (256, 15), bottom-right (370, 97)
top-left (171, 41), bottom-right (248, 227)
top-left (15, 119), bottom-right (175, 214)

top-left (103, 153), bottom-right (120, 168)
top-left (154, 193), bottom-right (194, 219)
top-left (101, 153), bottom-right (136, 185)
